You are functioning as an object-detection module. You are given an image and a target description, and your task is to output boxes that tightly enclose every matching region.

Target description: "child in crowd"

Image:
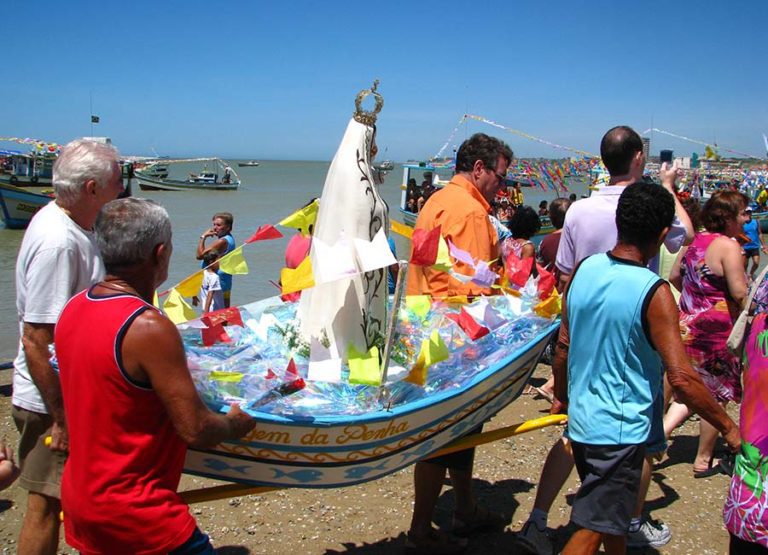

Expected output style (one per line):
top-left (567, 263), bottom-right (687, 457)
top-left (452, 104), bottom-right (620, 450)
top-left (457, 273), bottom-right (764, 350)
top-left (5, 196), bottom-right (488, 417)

top-left (198, 250), bottom-right (225, 313)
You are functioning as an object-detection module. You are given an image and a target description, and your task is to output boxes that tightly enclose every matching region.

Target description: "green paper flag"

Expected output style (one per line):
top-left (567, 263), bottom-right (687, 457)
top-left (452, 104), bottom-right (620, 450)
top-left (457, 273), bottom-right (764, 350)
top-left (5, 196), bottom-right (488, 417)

top-left (423, 330), bottom-right (449, 367)
top-left (405, 295), bottom-right (431, 320)
top-left (347, 345), bottom-right (381, 386)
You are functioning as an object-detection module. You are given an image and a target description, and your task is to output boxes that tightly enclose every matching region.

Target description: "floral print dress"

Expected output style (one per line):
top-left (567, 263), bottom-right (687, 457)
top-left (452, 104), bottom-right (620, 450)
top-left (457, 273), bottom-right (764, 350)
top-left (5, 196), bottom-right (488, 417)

top-left (678, 232), bottom-right (742, 403)
top-left (723, 310), bottom-right (768, 547)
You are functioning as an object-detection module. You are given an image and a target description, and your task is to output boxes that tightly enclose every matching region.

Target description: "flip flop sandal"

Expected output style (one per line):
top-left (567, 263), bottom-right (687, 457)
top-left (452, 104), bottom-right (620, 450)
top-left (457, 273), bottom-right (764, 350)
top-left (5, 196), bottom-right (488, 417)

top-left (693, 459), bottom-right (724, 478)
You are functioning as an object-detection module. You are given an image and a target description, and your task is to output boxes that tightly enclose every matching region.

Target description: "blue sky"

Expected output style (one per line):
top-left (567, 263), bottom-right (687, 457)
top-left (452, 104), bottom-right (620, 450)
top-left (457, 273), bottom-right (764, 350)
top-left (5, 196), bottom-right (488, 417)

top-left (4, 0), bottom-right (766, 161)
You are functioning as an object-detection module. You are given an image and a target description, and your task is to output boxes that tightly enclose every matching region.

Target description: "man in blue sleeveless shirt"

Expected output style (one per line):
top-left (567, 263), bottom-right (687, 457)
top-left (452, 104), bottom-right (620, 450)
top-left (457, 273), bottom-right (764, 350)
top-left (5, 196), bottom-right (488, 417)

top-left (554, 182), bottom-right (741, 555)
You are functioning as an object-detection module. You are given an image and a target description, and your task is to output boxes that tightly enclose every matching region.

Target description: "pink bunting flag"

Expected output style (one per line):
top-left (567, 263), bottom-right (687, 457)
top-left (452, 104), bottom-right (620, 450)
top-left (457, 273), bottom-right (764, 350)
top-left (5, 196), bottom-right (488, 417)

top-left (245, 224), bottom-right (284, 243)
top-left (410, 226), bottom-right (442, 266)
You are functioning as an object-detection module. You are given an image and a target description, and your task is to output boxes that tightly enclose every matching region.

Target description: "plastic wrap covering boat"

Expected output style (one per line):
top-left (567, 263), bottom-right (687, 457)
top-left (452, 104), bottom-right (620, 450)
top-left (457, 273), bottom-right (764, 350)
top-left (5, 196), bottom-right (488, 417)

top-left (181, 294), bottom-right (558, 488)
top-left (135, 158), bottom-right (240, 191)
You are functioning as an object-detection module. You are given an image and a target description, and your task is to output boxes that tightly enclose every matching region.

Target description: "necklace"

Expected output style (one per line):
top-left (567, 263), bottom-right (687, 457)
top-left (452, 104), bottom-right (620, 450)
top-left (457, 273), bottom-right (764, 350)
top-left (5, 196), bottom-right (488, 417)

top-left (97, 281), bottom-right (139, 296)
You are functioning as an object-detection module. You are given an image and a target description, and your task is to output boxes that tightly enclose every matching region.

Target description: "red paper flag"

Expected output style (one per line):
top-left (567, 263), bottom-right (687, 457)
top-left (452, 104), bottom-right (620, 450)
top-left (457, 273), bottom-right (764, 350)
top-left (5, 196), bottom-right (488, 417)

top-left (266, 368), bottom-right (277, 379)
top-left (505, 254), bottom-right (534, 287)
top-left (536, 264), bottom-right (556, 299)
top-left (202, 307), bottom-right (244, 328)
top-left (286, 358), bottom-right (298, 377)
top-left (245, 224), bottom-right (284, 243)
top-left (446, 308), bottom-right (490, 341)
top-left (201, 322), bottom-right (232, 346)
top-left (410, 225), bottom-right (442, 266)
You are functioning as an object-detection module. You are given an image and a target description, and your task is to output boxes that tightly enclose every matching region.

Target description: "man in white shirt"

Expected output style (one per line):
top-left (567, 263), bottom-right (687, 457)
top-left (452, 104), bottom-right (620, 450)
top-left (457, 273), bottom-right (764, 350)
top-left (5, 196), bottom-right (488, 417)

top-left (13, 139), bottom-right (123, 554)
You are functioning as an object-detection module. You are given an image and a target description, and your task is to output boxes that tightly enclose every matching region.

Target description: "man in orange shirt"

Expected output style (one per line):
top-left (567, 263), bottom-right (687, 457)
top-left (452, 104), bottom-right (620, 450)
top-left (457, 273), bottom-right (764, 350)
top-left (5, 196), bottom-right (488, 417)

top-left (405, 133), bottom-right (513, 554)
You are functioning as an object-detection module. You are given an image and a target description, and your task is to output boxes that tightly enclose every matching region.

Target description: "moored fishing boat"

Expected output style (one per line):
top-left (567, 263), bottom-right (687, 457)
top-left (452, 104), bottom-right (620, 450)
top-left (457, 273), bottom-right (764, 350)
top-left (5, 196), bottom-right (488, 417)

top-left (238, 160), bottom-right (260, 167)
top-left (136, 158), bottom-right (241, 191)
top-left (0, 182), bottom-right (53, 229)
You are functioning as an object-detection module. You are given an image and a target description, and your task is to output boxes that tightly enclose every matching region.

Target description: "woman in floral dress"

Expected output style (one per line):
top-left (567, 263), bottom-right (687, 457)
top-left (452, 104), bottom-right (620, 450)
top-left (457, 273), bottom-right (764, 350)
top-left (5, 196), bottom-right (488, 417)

top-left (663, 190), bottom-right (749, 477)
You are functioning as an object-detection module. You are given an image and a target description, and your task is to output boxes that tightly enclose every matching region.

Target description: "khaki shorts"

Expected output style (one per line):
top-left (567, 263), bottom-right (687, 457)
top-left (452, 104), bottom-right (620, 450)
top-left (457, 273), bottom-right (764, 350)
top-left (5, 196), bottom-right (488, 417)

top-left (12, 406), bottom-right (65, 498)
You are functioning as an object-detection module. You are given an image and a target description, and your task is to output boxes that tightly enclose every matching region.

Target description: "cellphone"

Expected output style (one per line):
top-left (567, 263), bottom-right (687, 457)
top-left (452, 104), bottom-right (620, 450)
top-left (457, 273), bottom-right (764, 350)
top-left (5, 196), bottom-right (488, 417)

top-left (659, 150), bottom-right (673, 164)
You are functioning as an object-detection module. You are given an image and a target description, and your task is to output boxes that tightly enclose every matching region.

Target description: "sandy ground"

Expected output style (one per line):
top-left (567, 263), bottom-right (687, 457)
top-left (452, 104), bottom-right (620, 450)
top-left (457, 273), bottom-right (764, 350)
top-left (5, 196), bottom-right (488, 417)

top-left (0, 363), bottom-right (738, 554)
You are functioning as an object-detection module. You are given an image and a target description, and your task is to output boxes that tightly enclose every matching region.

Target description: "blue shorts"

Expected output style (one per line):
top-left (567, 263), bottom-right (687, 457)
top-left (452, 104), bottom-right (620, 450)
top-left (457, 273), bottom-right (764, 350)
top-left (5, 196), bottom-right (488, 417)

top-left (169, 527), bottom-right (214, 555)
top-left (645, 395), bottom-right (666, 455)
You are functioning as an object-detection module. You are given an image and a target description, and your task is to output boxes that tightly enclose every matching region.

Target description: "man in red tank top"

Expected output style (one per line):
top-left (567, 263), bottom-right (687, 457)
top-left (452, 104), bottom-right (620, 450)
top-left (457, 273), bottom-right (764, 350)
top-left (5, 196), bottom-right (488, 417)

top-left (55, 198), bottom-right (256, 554)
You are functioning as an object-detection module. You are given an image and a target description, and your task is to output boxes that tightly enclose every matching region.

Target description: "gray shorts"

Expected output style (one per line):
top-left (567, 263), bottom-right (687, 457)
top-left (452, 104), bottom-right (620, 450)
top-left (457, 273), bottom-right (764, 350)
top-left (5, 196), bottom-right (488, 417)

top-left (12, 406), bottom-right (65, 498)
top-left (571, 441), bottom-right (645, 536)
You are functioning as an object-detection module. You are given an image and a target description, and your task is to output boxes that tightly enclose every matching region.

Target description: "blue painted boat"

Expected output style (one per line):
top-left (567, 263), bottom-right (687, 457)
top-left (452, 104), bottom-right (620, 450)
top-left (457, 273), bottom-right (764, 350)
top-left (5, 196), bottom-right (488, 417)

top-left (0, 182), bottom-right (53, 229)
top-left (182, 296), bottom-right (559, 488)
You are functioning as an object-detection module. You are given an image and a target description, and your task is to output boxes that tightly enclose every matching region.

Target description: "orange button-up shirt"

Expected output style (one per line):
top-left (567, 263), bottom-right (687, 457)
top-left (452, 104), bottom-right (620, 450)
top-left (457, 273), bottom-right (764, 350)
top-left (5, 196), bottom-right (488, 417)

top-left (406, 174), bottom-right (500, 298)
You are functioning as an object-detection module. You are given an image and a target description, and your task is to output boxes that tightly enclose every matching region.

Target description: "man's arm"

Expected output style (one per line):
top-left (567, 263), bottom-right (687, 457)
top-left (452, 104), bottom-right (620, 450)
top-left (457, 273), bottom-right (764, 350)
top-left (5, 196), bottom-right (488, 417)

top-left (121, 310), bottom-right (255, 448)
top-left (21, 323), bottom-right (68, 451)
top-left (555, 213), bottom-right (575, 291)
top-left (551, 284), bottom-right (570, 411)
top-left (647, 283), bottom-right (740, 451)
top-left (196, 234), bottom-right (228, 260)
top-left (759, 225), bottom-right (767, 254)
top-left (660, 162), bottom-right (694, 247)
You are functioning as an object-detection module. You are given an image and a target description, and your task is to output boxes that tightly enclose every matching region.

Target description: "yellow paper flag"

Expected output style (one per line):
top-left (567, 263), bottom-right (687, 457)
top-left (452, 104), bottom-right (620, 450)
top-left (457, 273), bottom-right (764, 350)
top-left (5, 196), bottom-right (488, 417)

top-left (176, 271), bottom-right (204, 297)
top-left (432, 235), bottom-right (452, 272)
top-left (404, 350), bottom-right (428, 386)
top-left (279, 199), bottom-right (319, 232)
top-left (153, 291), bottom-right (160, 308)
top-left (209, 371), bottom-right (245, 383)
top-left (405, 295), bottom-right (431, 320)
top-left (218, 246), bottom-right (249, 275)
top-left (281, 256), bottom-right (315, 295)
top-left (391, 219), bottom-right (414, 239)
top-left (163, 288), bottom-right (197, 324)
top-left (423, 330), bottom-right (449, 367)
top-left (347, 345), bottom-right (381, 386)
top-left (443, 295), bottom-right (470, 305)
top-left (534, 289), bottom-right (561, 318)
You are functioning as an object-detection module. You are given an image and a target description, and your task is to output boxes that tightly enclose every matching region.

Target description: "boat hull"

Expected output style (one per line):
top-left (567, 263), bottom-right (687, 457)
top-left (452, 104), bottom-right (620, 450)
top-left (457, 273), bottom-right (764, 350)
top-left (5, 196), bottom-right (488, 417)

top-left (136, 174), bottom-right (239, 191)
top-left (0, 174), bottom-right (53, 187)
top-left (183, 320), bottom-right (558, 488)
top-left (0, 183), bottom-right (52, 229)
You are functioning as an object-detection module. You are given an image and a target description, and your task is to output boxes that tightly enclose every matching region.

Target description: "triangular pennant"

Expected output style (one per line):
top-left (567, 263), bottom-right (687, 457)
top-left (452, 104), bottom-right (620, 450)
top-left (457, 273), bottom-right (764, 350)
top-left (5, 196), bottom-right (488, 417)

top-left (162, 288), bottom-right (197, 325)
top-left (286, 358), bottom-right (298, 377)
top-left (201, 322), bottom-right (231, 346)
top-left (403, 350), bottom-right (428, 386)
top-left (446, 308), bottom-right (490, 340)
top-left (432, 235), bottom-right (452, 272)
top-left (176, 271), bottom-right (204, 298)
top-left (534, 289), bottom-right (561, 318)
top-left (447, 240), bottom-right (475, 266)
top-left (278, 199), bottom-right (319, 231)
top-left (505, 254), bottom-right (534, 287)
top-left (245, 224), bottom-right (284, 243)
top-left (410, 226), bottom-right (441, 266)
top-left (281, 256), bottom-right (315, 295)
top-left (153, 290), bottom-right (160, 309)
top-left (405, 295), bottom-right (431, 320)
top-left (471, 260), bottom-right (497, 288)
top-left (464, 298), bottom-right (506, 330)
top-left (536, 264), bottom-right (556, 299)
top-left (423, 330), bottom-right (449, 367)
top-left (353, 228), bottom-right (397, 273)
top-left (202, 307), bottom-right (244, 328)
top-left (347, 345), bottom-right (381, 386)
top-left (218, 246), bottom-right (249, 275)
top-left (266, 368), bottom-right (278, 379)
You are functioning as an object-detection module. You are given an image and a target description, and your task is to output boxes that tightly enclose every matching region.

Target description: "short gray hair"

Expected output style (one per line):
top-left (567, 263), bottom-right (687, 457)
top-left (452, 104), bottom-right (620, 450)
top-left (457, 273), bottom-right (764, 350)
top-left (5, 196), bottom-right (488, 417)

top-left (53, 139), bottom-right (120, 206)
top-left (95, 198), bottom-right (171, 272)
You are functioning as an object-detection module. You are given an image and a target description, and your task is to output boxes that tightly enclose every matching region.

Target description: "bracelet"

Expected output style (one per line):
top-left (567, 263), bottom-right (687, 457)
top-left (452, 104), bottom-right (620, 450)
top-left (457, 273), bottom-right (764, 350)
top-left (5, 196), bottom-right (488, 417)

top-left (200, 236), bottom-right (206, 240)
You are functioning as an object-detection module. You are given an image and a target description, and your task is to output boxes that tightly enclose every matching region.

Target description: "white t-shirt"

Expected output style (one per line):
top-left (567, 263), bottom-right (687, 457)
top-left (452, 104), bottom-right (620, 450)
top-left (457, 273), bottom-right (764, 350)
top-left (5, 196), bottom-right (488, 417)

top-left (13, 202), bottom-right (104, 413)
top-left (200, 270), bottom-right (224, 313)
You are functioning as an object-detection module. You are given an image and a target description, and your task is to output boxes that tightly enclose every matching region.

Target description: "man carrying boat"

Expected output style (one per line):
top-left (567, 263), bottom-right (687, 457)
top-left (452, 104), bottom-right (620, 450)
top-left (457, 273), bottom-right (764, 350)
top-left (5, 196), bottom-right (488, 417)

top-left (406, 133), bottom-right (512, 554)
top-left (516, 126), bottom-right (694, 554)
top-left (12, 139), bottom-right (124, 554)
top-left (55, 198), bottom-right (256, 554)
top-left (554, 182), bottom-right (740, 555)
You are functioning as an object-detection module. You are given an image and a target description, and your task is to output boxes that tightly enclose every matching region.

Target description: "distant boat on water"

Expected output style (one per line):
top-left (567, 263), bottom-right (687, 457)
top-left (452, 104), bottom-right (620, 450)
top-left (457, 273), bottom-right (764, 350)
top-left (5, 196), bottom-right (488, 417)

top-left (135, 158), bottom-right (240, 192)
top-left (238, 160), bottom-right (260, 167)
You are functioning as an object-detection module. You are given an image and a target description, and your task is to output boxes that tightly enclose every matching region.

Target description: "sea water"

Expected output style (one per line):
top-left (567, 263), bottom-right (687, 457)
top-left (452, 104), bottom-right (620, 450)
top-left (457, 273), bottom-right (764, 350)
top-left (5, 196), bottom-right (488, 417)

top-left (0, 160), bottom-right (587, 361)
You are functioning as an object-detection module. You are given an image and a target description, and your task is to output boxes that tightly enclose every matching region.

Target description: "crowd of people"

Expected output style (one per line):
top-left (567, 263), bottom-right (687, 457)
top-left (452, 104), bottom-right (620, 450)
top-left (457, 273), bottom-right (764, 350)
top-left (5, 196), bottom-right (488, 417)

top-left (5, 128), bottom-right (767, 554)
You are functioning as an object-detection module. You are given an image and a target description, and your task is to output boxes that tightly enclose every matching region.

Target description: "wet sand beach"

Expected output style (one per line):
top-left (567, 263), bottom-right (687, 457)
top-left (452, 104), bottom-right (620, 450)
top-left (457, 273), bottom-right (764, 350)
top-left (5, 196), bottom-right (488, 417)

top-left (0, 363), bottom-right (737, 554)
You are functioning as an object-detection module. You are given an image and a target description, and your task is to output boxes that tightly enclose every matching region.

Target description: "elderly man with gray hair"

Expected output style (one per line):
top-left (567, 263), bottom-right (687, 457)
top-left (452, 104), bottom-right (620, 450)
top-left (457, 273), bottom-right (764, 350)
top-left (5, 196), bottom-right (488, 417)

top-left (12, 138), bottom-right (124, 554)
top-left (55, 198), bottom-right (255, 554)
